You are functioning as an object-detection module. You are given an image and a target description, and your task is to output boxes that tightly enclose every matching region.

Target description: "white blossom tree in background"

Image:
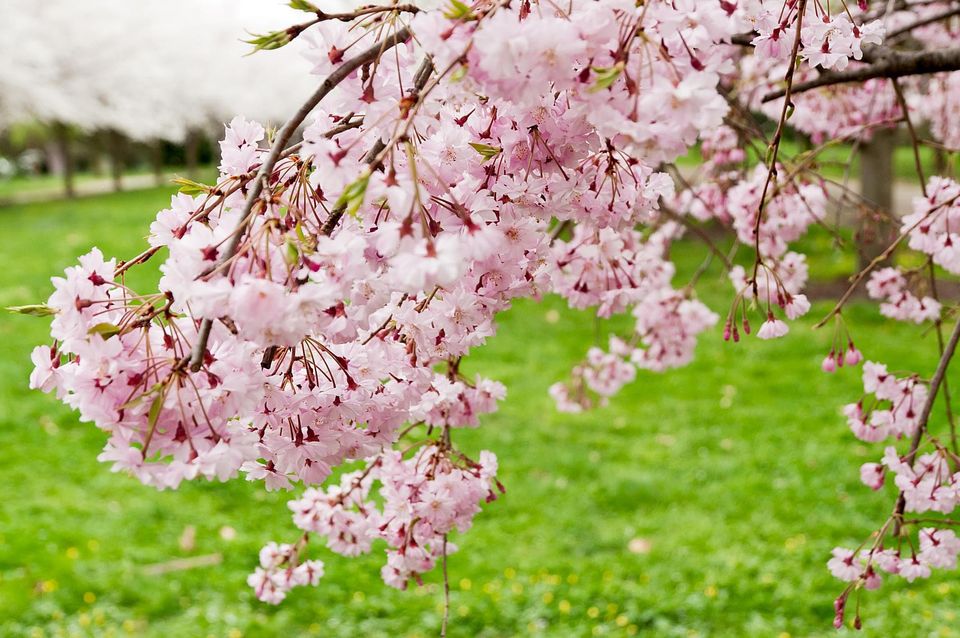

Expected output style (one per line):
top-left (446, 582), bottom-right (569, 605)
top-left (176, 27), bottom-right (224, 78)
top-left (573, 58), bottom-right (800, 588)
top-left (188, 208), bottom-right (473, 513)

top-left (0, 0), bottom-right (321, 194)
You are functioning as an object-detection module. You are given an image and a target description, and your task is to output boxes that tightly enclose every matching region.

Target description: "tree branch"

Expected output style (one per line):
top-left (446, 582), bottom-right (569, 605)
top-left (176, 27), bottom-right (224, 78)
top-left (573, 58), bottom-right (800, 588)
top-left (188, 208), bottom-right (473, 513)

top-left (751, 0), bottom-right (808, 288)
top-left (893, 316), bottom-right (960, 533)
top-left (762, 46), bottom-right (960, 103)
top-left (187, 26), bottom-right (412, 371)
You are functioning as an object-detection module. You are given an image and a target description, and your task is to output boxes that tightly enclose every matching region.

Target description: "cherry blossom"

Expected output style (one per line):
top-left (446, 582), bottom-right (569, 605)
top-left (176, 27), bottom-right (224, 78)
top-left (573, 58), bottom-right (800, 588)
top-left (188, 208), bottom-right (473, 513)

top-left (18, 0), bottom-right (960, 630)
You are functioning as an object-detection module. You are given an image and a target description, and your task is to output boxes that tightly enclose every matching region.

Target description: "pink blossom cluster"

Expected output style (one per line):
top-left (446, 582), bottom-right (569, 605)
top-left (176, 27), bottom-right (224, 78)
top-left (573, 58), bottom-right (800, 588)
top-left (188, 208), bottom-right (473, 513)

top-left (677, 155), bottom-right (822, 347)
top-left (866, 267), bottom-right (941, 324)
top-left (843, 362), bottom-right (928, 442)
top-left (679, 153), bottom-right (821, 344)
top-left (739, 0), bottom-right (884, 70)
top-left (828, 527), bottom-right (960, 588)
top-left (550, 342), bottom-right (637, 413)
top-left (883, 445), bottom-right (960, 514)
top-left (918, 73), bottom-right (960, 151)
top-left (271, 445), bottom-right (499, 597)
top-left (247, 541), bottom-right (325, 604)
top-left (700, 124), bottom-right (746, 169)
top-left (410, 374), bottom-right (506, 429)
top-left (903, 177), bottom-right (960, 274)
top-left (831, 440), bottom-right (960, 604)
top-left (738, 54), bottom-right (903, 145)
top-left (785, 79), bottom-right (901, 144)
top-left (727, 165), bottom-right (827, 260)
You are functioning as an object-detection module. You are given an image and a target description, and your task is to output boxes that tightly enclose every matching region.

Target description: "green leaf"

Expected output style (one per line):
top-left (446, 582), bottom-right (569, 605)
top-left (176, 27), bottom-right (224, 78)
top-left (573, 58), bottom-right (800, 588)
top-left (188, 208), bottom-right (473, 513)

top-left (6, 304), bottom-right (55, 317)
top-left (284, 238), bottom-right (300, 265)
top-left (118, 382), bottom-right (164, 411)
top-left (288, 0), bottom-right (320, 12)
top-left (148, 393), bottom-right (163, 427)
top-left (245, 29), bottom-right (295, 53)
top-left (88, 323), bottom-right (121, 339)
top-left (141, 388), bottom-right (166, 456)
top-left (468, 142), bottom-right (502, 164)
top-left (171, 177), bottom-right (214, 196)
top-left (450, 64), bottom-right (468, 82)
top-left (588, 62), bottom-right (624, 93)
top-left (334, 172), bottom-right (371, 218)
top-left (443, 0), bottom-right (475, 20)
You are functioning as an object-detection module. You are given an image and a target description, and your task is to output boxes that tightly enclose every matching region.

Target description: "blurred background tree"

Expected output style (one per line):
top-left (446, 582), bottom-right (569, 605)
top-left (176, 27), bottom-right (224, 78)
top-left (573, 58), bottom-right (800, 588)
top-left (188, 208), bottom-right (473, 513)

top-left (0, 0), bottom-right (320, 198)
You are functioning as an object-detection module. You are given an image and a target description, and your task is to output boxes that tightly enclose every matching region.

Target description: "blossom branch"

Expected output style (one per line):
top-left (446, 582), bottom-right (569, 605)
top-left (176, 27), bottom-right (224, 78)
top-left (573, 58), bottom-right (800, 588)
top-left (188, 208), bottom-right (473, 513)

top-left (750, 0), bottom-right (808, 288)
top-left (320, 56), bottom-right (436, 238)
top-left (762, 47), bottom-right (960, 103)
top-left (188, 25), bottom-right (413, 371)
top-left (893, 316), bottom-right (960, 533)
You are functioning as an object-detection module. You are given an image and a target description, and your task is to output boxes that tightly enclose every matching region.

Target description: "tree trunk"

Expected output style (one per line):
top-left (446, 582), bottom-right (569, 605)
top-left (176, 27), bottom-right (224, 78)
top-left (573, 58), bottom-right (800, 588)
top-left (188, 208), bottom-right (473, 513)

top-left (151, 139), bottom-right (165, 186)
top-left (52, 122), bottom-right (75, 199)
top-left (185, 129), bottom-right (199, 179)
top-left (934, 147), bottom-right (948, 176)
top-left (858, 129), bottom-right (896, 270)
top-left (106, 130), bottom-right (125, 192)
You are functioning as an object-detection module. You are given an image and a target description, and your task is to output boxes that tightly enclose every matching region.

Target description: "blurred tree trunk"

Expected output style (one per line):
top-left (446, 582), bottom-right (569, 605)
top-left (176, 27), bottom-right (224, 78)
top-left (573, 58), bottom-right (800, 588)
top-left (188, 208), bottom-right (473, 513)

top-left (106, 130), bottom-right (125, 192)
top-left (858, 129), bottom-right (895, 270)
top-left (51, 122), bottom-right (75, 199)
top-left (185, 129), bottom-right (199, 179)
top-left (151, 139), bottom-right (165, 186)
top-left (934, 147), bottom-right (948, 176)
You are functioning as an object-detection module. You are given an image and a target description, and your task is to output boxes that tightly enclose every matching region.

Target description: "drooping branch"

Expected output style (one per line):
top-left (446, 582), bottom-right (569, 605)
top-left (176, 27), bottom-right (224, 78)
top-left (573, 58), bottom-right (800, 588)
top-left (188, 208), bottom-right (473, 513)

top-left (187, 25), bottom-right (413, 371)
top-left (762, 46), bottom-right (960, 102)
top-left (751, 0), bottom-right (808, 288)
top-left (892, 315), bottom-right (960, 533)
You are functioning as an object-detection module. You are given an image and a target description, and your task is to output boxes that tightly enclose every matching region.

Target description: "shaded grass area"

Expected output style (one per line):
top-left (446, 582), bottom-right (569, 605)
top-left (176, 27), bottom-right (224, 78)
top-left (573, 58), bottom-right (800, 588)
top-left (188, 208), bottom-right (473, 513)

top-left (1, 190), bottom-right (959, 637)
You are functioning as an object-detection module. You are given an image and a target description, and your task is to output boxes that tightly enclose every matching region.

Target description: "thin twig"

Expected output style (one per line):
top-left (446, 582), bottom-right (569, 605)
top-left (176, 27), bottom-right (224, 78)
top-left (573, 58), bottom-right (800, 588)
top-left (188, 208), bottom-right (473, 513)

top-left (441, 534), bottom-right (450, 638)
top-left (813, 193), bottom-right (960, 328)
top-left (660, 203), bottom-right (733, 269)
top-left (750, 0), bottom-right (808, 289)
top-left (927, 261), bottom-right (959, 455)
top-left (886, 6), bottom-right (960, 41)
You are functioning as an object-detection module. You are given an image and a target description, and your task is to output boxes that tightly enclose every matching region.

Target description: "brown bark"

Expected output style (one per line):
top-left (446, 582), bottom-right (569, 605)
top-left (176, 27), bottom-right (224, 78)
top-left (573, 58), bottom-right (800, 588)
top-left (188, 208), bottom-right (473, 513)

top-left (763, 47), bottom-right (960, 103)
top-left (52, 122), bottom-right (75, 199)
top-left (106, 130), bottom-right (125, 192)
top-left (184, 129), bottom-right (199, 179)
top-left (151, 139), bottom-right (165, 186)
top-left (858, 129), bottom-right (895, 270)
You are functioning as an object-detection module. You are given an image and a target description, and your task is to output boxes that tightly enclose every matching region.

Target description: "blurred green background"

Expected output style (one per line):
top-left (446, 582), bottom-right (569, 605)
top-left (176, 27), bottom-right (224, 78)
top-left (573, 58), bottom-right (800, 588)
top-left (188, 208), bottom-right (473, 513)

top-left (1, 175), bottom-right (958, 638)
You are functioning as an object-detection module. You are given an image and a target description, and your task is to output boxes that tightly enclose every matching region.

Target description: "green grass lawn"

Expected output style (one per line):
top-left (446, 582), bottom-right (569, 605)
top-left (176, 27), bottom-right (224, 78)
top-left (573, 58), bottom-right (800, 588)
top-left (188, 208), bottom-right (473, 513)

top-left (1, 188), bottom-right (959, 638)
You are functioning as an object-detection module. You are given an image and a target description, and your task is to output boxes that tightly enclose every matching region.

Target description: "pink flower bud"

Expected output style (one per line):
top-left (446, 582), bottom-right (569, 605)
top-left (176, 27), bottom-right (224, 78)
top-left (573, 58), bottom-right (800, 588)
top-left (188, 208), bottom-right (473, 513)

top-left (845, 347), bottom-right (862, 366)
top-left (821, 354), bottom-right (837, 373)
